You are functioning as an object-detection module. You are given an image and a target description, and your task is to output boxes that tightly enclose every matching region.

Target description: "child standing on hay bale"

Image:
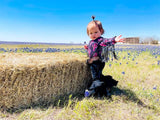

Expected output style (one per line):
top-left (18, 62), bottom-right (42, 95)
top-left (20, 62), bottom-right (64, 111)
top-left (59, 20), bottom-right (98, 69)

top-left (84, 16), bottom-right (125, 97)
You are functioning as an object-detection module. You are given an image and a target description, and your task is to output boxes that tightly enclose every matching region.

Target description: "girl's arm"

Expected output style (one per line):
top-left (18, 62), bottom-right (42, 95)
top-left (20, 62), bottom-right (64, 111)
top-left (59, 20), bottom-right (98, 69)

top-left (101, 36), bottom-right (116, 46)
top-left (101, 35), bottom-right (125, 45)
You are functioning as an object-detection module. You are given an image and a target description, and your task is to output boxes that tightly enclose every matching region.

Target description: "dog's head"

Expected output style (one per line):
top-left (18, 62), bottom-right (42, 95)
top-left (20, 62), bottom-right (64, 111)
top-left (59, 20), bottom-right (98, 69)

top-left (101, 75), bottom-right (118, 88)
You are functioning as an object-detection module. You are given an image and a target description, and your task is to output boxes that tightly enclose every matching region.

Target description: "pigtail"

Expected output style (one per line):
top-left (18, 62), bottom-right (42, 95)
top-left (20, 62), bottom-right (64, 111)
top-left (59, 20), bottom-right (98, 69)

top-left (92, 15), bottom-right (98, 27)
top-left (92, 16), bottom-right (95, 21)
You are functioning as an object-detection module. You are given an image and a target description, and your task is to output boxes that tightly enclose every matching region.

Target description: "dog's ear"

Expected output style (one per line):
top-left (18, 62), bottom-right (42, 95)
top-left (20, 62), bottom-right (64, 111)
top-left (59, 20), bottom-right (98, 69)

top-left (111, 78), bottom-right (118, 86)
top-left (114, 81), bottom-right (118, 86)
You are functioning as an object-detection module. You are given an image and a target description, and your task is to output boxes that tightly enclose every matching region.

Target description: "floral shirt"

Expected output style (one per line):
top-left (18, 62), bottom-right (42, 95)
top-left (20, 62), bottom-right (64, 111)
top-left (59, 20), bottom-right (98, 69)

top-left (85, 37), bottom-right (116, 58)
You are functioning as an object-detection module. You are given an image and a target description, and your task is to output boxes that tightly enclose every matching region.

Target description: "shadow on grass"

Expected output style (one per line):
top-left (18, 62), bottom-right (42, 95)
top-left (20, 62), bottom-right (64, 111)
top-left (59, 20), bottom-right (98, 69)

top-left (2, 84), bottom-right (157, 114)
top-left (2, 93), bottom-right (84, 114)
top-left (110, 87), bottom-right (158, 111)
top-left (4, 87), bottom-right (154, 114)
top-left (111, 87), bottom-right (145, 106)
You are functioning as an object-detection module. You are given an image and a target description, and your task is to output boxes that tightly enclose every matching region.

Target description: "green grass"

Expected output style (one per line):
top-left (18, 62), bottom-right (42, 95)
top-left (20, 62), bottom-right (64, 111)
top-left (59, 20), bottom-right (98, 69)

top-left (0, 47), bottom-right (160, 120)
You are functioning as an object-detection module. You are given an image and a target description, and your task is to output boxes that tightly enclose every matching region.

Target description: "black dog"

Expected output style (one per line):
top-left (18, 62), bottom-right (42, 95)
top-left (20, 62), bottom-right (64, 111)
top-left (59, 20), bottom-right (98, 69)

top-left (86, 75), bottom-right (118, 97)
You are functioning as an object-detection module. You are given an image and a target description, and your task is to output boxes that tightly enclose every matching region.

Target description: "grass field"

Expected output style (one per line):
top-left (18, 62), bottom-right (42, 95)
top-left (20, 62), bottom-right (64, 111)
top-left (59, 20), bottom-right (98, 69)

top-left (0, 44), bottom-right (160, 120)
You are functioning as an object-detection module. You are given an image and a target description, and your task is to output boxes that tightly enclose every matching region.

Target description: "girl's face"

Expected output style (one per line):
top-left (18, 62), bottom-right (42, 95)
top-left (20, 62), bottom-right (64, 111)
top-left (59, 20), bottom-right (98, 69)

top-left (88, 26), bottom-right (102, 40)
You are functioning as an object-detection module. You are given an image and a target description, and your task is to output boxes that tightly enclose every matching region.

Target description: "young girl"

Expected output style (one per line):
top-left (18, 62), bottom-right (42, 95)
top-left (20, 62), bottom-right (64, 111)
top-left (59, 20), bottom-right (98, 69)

top-left (84, 16), bottom-right (125, 97)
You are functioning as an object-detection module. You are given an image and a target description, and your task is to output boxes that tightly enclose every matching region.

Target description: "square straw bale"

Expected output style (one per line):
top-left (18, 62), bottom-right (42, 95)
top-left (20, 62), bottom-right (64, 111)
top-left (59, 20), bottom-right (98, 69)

top-left (0, 53), bottom-right (91, 110)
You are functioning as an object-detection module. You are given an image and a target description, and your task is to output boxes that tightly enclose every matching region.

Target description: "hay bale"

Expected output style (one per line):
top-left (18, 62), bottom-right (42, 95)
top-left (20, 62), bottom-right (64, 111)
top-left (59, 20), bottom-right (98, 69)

top-left (0, 53), bottom-right (91, 110)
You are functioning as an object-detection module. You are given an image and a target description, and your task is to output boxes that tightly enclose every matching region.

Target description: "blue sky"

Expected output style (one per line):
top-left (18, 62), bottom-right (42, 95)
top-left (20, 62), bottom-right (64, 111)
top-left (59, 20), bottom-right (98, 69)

top-left (0, 0), bottom-right (160, 43)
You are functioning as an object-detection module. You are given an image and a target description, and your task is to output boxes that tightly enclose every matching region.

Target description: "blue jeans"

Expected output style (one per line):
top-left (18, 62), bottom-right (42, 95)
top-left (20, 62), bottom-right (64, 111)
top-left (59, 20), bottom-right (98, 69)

top-left (90, 60), bottom-right (105, 81)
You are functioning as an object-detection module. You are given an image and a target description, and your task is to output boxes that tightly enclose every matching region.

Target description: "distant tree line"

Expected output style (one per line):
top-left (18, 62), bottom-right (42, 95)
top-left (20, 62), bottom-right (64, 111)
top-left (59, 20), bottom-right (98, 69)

top-left (140, 37), bottom-right (159, 44)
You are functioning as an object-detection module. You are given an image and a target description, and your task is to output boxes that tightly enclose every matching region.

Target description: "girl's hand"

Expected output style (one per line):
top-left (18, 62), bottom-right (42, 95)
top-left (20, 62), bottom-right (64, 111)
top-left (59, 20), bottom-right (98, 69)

top-left (115, 35), bottom-right (125, 43)
top-left (84, 44), bottom-right (88, 49)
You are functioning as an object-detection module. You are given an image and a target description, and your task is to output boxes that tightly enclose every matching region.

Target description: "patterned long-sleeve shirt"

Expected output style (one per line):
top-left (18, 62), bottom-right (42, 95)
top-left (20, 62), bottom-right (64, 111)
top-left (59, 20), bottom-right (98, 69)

top-left (85, 37), bottom-right (116, 58)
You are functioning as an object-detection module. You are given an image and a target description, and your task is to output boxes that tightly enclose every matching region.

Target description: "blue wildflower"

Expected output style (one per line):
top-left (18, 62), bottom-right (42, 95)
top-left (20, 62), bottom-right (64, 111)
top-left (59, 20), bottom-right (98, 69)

top-left (122, 72), bottom-right (125, 75)
top-left (150, 93), bottom-right (153, 97)
top-left (153, 86), bottom-right (157, 90)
